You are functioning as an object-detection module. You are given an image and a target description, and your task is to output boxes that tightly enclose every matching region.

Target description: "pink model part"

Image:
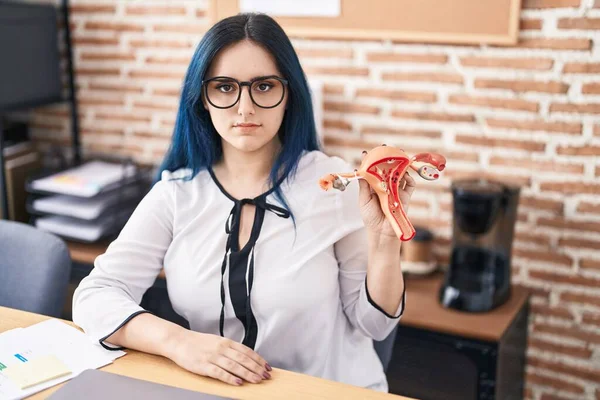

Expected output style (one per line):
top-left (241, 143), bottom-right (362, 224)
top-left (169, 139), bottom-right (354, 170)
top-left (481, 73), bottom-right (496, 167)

top-left (318, 145), bottom-right (446, 241)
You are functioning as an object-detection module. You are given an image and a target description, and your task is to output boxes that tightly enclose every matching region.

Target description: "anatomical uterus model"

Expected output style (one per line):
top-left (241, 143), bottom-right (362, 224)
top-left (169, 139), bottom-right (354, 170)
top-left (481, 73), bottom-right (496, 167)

top-left (319, 145), bottom-right (446, 241)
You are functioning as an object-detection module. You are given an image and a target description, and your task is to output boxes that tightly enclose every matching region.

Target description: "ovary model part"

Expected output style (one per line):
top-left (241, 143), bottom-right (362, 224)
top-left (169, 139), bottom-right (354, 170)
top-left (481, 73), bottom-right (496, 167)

top-left (318, 145), bottom-right (446, 241)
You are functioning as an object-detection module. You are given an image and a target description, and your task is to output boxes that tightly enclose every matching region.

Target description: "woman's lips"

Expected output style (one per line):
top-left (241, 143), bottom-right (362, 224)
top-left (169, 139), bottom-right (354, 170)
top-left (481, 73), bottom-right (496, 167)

top-left (234, 123), bottom-right (261, 132)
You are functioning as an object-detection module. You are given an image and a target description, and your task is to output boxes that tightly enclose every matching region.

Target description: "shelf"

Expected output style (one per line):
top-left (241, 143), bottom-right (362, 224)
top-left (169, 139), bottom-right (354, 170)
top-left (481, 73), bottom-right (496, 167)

top-left (401, 272), bottom-right (529, 342)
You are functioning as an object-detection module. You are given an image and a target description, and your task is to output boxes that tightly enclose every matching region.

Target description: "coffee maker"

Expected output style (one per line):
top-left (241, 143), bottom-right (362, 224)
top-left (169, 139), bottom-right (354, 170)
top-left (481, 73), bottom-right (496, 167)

top-left (439, 179), bottom-right (520, 312)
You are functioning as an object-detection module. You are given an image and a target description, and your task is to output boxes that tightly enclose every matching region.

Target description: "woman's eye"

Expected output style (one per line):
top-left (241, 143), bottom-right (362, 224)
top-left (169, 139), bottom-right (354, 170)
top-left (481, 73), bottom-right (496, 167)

top-left (256, 83), bottom-right (272, 92)
top-left (216, 84), bottom-right (235, 93)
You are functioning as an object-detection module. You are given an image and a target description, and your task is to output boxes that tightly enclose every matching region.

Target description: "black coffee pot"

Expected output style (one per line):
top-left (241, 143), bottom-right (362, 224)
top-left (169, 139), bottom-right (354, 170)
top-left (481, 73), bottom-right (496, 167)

top-left (439, 179), bottom-right (520, 312)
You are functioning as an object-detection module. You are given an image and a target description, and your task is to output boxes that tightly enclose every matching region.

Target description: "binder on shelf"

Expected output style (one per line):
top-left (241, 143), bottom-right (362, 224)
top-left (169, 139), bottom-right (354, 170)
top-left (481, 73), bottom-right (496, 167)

top-left (1, 142), bottom-right (41, 222)
top-left (2, 140), bottom-right (34, 159)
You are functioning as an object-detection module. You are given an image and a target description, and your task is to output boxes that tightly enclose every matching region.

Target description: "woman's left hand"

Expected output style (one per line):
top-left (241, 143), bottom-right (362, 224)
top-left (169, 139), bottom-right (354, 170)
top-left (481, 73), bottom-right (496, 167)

top-left (357, 153), bottom-right (416, 239)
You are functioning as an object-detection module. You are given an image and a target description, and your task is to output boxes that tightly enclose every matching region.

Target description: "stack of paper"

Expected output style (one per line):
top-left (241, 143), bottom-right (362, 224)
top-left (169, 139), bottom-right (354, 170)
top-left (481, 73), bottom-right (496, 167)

top-left (31, 184), bottom-right (144, 221)
top-left (34, 206), bottom-right (134, 242)
top-left (0, 319), bottom-right (125, 400)
top-left (27, 160), bottom-right (149, 242)
top-left (30, 161), bottom-right (138, 198)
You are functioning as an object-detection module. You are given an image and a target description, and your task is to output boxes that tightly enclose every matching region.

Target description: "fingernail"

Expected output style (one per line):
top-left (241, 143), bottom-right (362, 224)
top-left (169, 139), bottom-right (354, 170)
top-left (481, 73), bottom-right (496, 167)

top-left (263, 371), bottom-right (271, 379)
top-left (236, 378), bottom-right (243, 385)
top-left (266, 363), bottom-right (272, 371)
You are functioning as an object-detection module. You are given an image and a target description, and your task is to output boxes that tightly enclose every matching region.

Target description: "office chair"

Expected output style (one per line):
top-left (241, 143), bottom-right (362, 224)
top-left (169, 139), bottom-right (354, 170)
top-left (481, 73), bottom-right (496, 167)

top-left (0, 220), bottom-right (72, 317)
top-left (374, 325), bottom-right (399, 372)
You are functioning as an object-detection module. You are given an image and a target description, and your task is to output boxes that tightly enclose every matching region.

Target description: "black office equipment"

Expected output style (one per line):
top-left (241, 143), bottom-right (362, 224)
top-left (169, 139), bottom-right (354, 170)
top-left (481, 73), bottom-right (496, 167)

top-left (387, 273), bottom-right (529, 400)
top-left (439, 179), bottom-right (521, 312)
top-left (0, 2), bottom-right (62, 110)
top-left (0, 0), bottom-right (81, 220)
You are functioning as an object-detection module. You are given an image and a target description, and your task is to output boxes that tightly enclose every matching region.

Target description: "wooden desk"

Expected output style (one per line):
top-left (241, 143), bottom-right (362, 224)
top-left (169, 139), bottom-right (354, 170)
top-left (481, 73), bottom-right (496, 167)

top-left (400, 272), bottom-right (529, 342)
top-left (66, 240), bottom-right (109, 265)
top-left (66, 240), bottom-right (166, 279)
top-left (0, 306), bottom-right (410, 400)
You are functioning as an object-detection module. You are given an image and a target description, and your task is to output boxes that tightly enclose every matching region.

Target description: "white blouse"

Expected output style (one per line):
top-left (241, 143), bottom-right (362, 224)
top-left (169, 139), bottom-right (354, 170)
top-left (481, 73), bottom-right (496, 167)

top-left (72, 150), bottom-right (405, 392)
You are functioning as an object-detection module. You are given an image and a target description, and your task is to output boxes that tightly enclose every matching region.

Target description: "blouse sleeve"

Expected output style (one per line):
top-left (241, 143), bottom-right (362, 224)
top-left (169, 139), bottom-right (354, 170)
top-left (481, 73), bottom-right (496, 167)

top-left (333, 160), bottom-right (405, 341)
top-left (72, 176), bottom-right (175, 350)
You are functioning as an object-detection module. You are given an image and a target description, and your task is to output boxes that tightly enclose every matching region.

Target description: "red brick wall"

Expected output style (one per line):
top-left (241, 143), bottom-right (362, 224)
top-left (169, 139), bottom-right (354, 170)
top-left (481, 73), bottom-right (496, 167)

top-left (24, 1), bottom-right (600, 398)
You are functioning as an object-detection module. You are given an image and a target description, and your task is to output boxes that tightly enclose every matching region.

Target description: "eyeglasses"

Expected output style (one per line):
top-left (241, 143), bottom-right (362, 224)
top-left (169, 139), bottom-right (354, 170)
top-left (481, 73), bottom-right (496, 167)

top-left (201, 75), bottom-right (288, 109)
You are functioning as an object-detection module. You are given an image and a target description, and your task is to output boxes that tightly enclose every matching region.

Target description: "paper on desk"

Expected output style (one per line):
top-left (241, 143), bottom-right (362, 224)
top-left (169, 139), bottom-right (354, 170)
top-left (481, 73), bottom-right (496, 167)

top-left (0, 319), bottom-right (126, 400)
top-left (22, 320), bottom-right (126, 362)
top-left (0, 328), bottom-right (23, 343)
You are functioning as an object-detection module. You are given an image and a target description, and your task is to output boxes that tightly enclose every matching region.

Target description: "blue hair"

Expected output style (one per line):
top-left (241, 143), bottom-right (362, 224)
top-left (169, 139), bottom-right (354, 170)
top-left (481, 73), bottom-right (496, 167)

top-left (157, 13), bottom-right (320, 227)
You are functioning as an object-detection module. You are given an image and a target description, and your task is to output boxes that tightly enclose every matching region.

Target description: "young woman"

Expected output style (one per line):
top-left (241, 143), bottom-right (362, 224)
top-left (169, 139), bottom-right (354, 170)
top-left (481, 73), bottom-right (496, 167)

top-left (73, 13), bottom-right (413, 392)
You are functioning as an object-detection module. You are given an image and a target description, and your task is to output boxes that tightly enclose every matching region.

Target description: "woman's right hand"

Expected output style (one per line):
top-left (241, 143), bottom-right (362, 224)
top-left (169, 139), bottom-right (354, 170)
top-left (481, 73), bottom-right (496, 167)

top-left (167, 330), bottom-right (272, 385)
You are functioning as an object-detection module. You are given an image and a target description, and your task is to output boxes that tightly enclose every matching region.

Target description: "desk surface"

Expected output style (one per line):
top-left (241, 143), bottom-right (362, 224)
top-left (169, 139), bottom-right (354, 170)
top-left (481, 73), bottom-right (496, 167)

top-left (66, 240), bottom-right (109, 265)
top-left (66, 240), bottom-right (166, 279)
top-left (66, 242), bottom-right (529, 342)
top-left (0, 306), bottom-right (409, 400)
top-left (401, 272), bottom-right (529, 342)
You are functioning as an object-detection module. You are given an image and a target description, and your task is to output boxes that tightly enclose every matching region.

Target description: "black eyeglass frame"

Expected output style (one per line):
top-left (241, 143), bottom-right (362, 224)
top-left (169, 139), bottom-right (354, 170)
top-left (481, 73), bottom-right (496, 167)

top-left (201, 75), bottom-right (289, 109)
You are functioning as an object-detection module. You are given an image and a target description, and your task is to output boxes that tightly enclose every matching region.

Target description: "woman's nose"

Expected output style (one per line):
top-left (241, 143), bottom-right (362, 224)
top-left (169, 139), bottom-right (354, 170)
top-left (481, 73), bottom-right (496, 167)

top-left (237, 86), bottom-right (255, 116)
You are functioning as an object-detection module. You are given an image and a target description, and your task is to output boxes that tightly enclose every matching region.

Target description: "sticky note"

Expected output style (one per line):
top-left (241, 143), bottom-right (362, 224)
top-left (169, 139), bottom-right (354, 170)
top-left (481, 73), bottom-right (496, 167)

top-left (2, 355), bottom-right (72, 389)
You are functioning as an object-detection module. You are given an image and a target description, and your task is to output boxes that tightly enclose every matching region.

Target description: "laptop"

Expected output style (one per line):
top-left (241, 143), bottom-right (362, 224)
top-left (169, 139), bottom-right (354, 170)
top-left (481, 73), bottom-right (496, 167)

top-left (47, 369), bottom-right (234, 400)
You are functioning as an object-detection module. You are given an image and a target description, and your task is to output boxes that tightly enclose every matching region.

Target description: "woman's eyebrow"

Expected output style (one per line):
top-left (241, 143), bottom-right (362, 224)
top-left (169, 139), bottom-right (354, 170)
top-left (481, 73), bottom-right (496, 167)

top-left (250, 74), bottom-right (280, 81)
top-left (208, 74), bottom-right (280, 81)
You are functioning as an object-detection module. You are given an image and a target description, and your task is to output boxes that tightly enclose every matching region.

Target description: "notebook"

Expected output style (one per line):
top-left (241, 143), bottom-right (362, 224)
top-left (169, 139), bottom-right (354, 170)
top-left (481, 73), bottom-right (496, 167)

top-left (47, 369), bottom-right (234, 400)
top-left (2, 355), bottom-right (71, 390)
